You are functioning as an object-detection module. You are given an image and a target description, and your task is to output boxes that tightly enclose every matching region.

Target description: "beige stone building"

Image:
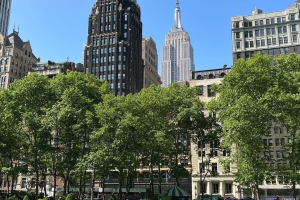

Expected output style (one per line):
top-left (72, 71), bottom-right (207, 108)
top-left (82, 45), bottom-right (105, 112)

top-left (187, 68), bottom-right (238, 200)
top-left (142, 37), bottom-right (162, 87)
top-left (0, 30), bottom-right (39, 89)
top-left (231, 0), bottom-right (300, 62)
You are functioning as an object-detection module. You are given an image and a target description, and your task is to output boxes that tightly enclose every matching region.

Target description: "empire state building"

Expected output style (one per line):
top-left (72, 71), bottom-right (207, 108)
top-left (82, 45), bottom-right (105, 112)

top-left (161, 0), bottom-right (195, 87)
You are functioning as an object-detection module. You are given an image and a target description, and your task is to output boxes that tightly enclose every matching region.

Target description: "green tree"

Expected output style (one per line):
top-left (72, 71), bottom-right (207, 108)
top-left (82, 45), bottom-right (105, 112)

top-left (90, 93), bottom-right (145, 200)
top-left (46, 71), bottom-right (109, 198)
top-left (210, 54), bottom-right (275, 200)
top-left (9, 73), bottom-right (54, 200)
top-left (164, 83), bottom-right (199, 186)
top-left (264, 54), bottom-right (300, 200)
top-left (135, 85), bottom-right (173, 195)
top-left (0, 89), bottom-right (25, 195)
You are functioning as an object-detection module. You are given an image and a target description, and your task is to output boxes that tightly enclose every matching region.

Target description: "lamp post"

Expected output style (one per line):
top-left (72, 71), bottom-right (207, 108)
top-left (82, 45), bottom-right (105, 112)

top-left (158, 163), bottom-right (162, 194)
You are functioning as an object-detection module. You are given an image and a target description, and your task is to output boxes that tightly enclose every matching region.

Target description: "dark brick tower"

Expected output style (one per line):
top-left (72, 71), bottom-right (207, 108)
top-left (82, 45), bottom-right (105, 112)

top-left (84, 0), bottom-right (143, 95)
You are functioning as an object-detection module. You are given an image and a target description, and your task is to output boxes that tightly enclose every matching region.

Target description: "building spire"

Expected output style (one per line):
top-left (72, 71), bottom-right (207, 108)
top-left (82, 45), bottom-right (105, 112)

top-left (173, 0), bottom-right (182, 29)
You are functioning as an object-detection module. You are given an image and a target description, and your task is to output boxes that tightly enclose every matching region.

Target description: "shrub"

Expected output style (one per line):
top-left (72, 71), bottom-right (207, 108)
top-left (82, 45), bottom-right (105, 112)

top-left (23, 194), bottom-right (33, 200)
top-left (6, 196), bottom-right (18, 200)
top-left (65, 194), bottom-right (74, 200)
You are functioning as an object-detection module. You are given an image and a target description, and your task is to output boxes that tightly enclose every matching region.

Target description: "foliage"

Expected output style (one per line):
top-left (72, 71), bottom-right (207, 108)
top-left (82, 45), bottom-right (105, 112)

top-left (23, 194), bottom-right (33, 200)
top-left (209, 53), bottom-right (275, 200)
top-left (65, 194), bottom-right (74, 200)
top-left (5, 196), bottom-right (18, 200)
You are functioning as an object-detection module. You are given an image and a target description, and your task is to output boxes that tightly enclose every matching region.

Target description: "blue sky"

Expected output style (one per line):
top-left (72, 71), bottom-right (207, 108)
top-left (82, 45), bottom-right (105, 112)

top-left (9, 0), bottom-right (295, 72)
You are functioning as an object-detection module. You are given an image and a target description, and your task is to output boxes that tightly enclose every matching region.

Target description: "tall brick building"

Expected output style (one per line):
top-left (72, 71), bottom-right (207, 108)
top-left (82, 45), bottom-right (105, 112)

top-left (84, 0), bottom-right (143, 95)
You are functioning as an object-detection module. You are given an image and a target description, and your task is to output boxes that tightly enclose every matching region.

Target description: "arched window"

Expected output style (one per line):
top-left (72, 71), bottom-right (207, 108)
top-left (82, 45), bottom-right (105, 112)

top-left (196, 75), bottom-right (202, 80)
top-left (5, 58), bottom-right (9, 64)
top-left (1, 59), bottom-right (4, 65)
top-left (220, 72), bottom-right (226, 78)
top-left (209, 74), bottom-right (214, 79)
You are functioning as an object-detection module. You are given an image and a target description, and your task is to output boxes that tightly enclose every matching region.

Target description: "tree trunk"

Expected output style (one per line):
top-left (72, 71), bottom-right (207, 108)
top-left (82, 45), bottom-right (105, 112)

top-left (253, 184), bottom-right (260, 200)
top-left (150, 158), bottom-right (154, 196)
top-left (63, 173), bottom-right (68, 196)
top-left (35, 169), bottom-right (40, 200)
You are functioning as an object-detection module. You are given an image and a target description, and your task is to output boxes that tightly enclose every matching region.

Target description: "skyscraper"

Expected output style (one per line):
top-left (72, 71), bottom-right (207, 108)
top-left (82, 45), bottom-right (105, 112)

top-left (0, 0), bottom-right (12, 36)
top-left (161, 0), bottom-right (195, 87)
top-left (84, 0), bottom-right (143, 95)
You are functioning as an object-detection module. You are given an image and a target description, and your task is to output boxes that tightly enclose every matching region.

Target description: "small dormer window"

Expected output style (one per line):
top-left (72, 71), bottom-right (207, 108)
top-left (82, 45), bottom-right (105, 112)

top-left (28, 52), bottom-right (31, 57)
top-left (25, 50), bottom-right (27, 55)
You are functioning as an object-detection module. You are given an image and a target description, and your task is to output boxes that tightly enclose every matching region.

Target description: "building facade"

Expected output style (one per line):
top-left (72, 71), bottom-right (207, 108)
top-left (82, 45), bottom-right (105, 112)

top-left (142, 37), bottom-right (162, 87)
top-left (0, 30), bottom-right (39, 89)
top-left (187, 68), bottom-right (237, 200)
top-left (84, 0), bottom-right (143, 95)
top-left (0, 0), bottom-right (12, 36)
top-left (29, 61), bottom-right (83, 78)
top-left (161, 0), bottom-right (195, 87)
top-left (231, 1), bottom-right (300, 62)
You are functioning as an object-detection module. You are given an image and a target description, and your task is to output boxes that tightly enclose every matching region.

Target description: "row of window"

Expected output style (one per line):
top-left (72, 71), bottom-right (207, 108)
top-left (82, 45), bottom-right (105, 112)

top-left (234, 15), bottom-right (294, 28)
top-left (92, 55), bottom-right (127, 63)
top-left (263, 138), bottom-right (290, 147)
top-left (196, 85), bottom-right (215, 97)
top-left (198, 150), bottom-right (230, 157)
top-left (199, 183), bottom-right (233, 194)
top-left (236, 25), bottom-right (297, 39)
top-left (241, 36), bottom-right (292, 49)
top-left (86, 64), bottom-right (126, 73)
top-left (92, 46), bottom-right (127, 55)
top-left (237, 46), bottom-right (299, 59)
top-left (109, 83), bottom-right (126, 89)
top-left (91, 37), bottom-right (116, 47)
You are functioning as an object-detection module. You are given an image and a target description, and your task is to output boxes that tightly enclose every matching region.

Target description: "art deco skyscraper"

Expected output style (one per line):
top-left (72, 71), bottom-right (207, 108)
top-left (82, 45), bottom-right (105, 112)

top-left (161, 0), bottom-right (195, 87)
top-left (0, 0), bottom-right (12, 36)
top-left (84, 0), bottom-right (143, 95)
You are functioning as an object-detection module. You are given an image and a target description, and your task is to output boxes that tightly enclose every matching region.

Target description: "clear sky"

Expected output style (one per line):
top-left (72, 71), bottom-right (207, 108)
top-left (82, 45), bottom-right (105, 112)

top-left (8, 0), bottom-right (296, 72)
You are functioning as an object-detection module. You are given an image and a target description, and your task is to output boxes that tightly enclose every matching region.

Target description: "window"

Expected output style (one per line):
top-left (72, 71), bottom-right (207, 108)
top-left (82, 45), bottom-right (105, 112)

top-left (261, 39), bottom-right (265, 46)
top-left (226, 184), bottom-right (232, 194)
top-left (260, 29), bottom-right (264, 36)
top-left (271, 28), bottom-right (275, 35)
top-left (213, 183), bottom-right (219, 194)
top-left (291, 14), bottom-right (295, 21)
top-left (268, 139), bottom-right (273, 146)
top-left (278, 27), bottom-right (282, 34)
top-left (268, 49), bottom-right (273, 56)
top-left (197, 85), bottom-right (203, 95)
top-left (245, 41), bottom-right (249, 48)
top-left (267, 38), bottom-right (271, 45)
top-left (124, 24), bottom-right (127, 29)
top-left (259, 20), bottom-right (263, 25)
top-left (279, 37), bottom-right (283, 44)
top-left (236, 42), bottom-right (240, 49)
top-left (277, 17), bottom-right (281, 23)
top-left (235, 22), bottom-right (240, 28)
top-left (124, 32), bottom-right (127, 38)
top-left (272, 38), bottom-right (276, 45)
top-left (276, 151), bottom-right (281, 158)
top-left (244, 31), bottom-right (253, 38)
top-left (292, 24), bottom-right (297, 31)
top-left (271, 18), bottom-right (275, 24)
top-left (284, 37), bottom-right (288, 44)
top-left (31, 178), bottom-right (36, 189)
top-left (255, 30), bottom-right (259, 37)
top-left (283, 26), bottom-right (287, 33)
top-left (254, 21), bottom-right (258, 26)
top-left (281, 138), bottom-right (285, 145)
top-left (282, 17), bottom-right (286, 22)
top-left (21, 178), bottom-right (26, 188)
top-left (293, 35), bottom-right (297, 43)
top-left (266, 19), bottom-right (270, 24)
top-left (207, 85), bottom-right (215, 97)
top-left (235, 32), bottom-right (240, 38)
top-left (266, 28), bottom-right (271, 35)
top-left (256, 40), bottom-right (260, 47)
top-left (250, 41), bottom-right (254, 47)
top-left (294, 46), bottom-right (298, 53)
top-left (124, 14), bottom-right (128, 21)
